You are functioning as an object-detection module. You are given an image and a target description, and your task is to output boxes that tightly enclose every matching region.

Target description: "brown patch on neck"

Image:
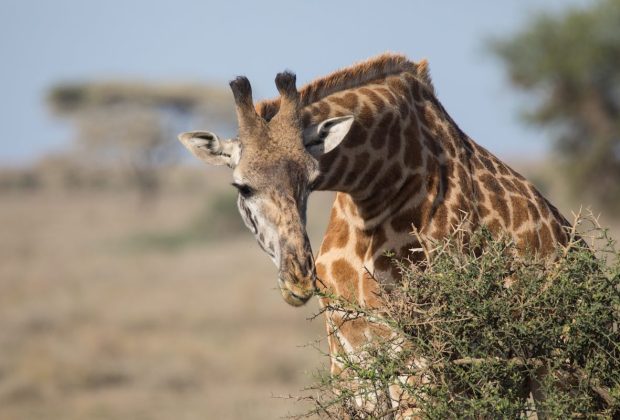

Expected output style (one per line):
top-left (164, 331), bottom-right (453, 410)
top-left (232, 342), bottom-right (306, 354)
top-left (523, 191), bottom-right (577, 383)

top-left (256, 53), bottom-right (433, 121)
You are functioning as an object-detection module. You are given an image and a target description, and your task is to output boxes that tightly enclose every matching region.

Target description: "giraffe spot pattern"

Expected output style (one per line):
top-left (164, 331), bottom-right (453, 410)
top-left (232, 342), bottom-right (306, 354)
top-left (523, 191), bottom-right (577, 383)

top-left (374, 86), bottom-right (399, 104)
top-left (282, 58), bottom-right (571, 335)
top-left (344, 152), bottom-right (370, 186)
top-left (335, 156), bottom-right (350, 178)
top-left (331, 258), bottom-right (358, 301)
top-left (355, 228), bottom-right (371, 260)
top-left (539, 223), bottom-right (554, 251)
top-left (489, 192), bottom-right (511, 227)
top-left (403, 127), bottom-right (423, 169)
top-left (356, 160), bottom-right (383, 192)
top-left (511, 195), bottom-right (529, 230)
top-left (358, 103), bottom-right (374, 128)
top-left (321, 215), bottom-right (350, 252)
top-left (359, 87), bottom-right (386, 110)
top-left (330, 92), bottom-right (359, 111)
top-left (382, 174), bottom-right (424, 220)
top-left (245, 56), bottom-right (575, 395)
top-left (480, 173), bottom-right (505, 197)
top-left (391, 209), bottom-right (414, 233)
top-left (345, 122), bottom-right (367, 148)
top-left (387, 117), bottom-right (402, 156)
top-left (371, 112), bottom-right (395, 149)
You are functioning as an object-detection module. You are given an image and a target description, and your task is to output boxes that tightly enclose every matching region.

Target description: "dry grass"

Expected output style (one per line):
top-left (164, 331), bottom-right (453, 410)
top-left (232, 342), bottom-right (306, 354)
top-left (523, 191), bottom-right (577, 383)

top-left (1, 161), bottom-right (617, 420)
top-left (0, 186), bottom-right (334, 420)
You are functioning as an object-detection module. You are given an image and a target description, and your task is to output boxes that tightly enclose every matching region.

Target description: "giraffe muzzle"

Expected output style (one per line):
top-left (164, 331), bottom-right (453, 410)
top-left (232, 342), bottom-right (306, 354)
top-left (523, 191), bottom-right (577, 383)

top-left (278, 275), bottom-right (316, 307)
top-left (277, 239), bottom-right (317, 306)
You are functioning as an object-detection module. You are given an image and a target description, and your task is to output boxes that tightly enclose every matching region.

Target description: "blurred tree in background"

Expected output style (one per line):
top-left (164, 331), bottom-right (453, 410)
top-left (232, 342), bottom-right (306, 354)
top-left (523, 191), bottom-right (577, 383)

top-left (47, 81), bottom-right (235, 203)
top-left (491, 0), bottom-right (620, 213)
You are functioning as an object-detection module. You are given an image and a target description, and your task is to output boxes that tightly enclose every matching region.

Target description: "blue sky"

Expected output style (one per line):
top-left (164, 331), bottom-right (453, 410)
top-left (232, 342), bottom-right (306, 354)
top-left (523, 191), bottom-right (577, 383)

top-left (0, 0), bottom-right (592, 165)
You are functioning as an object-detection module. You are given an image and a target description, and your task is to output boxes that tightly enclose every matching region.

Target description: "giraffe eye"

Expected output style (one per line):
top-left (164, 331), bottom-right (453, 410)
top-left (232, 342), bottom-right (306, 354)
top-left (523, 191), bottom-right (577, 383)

top-left (232, 182), bottom-right (254, 197)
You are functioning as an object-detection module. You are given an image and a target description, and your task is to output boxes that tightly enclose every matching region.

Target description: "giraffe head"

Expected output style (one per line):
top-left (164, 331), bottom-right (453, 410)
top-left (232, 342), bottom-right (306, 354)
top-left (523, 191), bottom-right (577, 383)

top-left (178, 72), bottom-right (354, 306)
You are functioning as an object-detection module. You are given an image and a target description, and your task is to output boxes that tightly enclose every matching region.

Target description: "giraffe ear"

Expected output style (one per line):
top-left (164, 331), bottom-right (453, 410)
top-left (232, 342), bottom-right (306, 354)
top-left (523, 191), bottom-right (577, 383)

top-left (302, 115), bottom-right (354, 158)
top-left (178, 131), bottom-right (241, 168)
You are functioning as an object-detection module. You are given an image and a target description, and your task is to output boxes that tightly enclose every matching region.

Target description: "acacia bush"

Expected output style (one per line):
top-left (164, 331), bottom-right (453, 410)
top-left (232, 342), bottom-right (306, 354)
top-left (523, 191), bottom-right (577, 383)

top-left (302, 214), bottom-right (620, 419)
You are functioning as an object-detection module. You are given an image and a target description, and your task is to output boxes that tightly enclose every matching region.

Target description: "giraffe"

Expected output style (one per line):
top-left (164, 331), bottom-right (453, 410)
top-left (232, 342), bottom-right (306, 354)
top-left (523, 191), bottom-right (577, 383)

top-left (178, 53), bottom-right (570, 415)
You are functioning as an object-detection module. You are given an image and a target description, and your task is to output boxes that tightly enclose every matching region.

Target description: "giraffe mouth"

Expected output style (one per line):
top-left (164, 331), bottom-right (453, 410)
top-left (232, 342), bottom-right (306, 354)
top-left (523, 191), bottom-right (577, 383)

top-left (278, 277), bottom-right (316, 307)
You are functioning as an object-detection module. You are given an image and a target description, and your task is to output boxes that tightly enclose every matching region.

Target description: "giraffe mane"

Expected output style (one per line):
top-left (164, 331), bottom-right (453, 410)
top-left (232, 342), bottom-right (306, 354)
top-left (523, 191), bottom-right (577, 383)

top-left (256, 53), bottom-right (434, 121)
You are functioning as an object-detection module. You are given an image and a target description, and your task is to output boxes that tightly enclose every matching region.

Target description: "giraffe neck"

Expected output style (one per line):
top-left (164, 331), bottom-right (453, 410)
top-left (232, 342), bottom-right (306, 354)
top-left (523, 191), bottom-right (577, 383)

top-left (305, 72), bottom-right (469, 232)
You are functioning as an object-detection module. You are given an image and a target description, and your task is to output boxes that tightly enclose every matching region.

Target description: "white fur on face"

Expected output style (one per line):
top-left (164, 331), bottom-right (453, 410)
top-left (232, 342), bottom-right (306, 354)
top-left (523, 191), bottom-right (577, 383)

top-left (237, 194), bottom-right (281, 268)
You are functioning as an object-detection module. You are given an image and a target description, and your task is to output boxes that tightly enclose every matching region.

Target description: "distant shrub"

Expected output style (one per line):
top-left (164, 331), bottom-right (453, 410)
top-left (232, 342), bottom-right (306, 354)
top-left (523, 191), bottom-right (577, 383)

top-left (302, 214), bottom-right (620, 419)
top-left (0, 169), bottom-right (41, 191)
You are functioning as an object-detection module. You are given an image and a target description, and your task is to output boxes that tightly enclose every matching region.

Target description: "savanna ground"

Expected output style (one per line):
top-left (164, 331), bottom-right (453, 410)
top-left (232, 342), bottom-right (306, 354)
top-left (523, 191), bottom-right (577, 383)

top-left (0, 163), bottom-right (617, 420)
top-left (0, 167), bottom-right (335, 420)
